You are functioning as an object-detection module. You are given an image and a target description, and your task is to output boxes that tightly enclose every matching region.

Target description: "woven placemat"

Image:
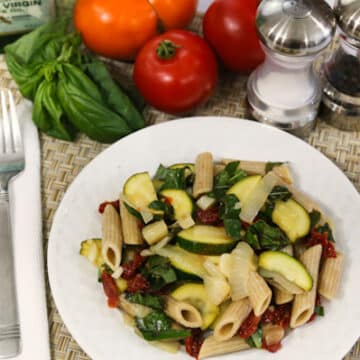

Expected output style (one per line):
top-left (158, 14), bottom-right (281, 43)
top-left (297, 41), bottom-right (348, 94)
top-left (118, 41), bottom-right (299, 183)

top-left (0, 10), bottom-right (360, 360)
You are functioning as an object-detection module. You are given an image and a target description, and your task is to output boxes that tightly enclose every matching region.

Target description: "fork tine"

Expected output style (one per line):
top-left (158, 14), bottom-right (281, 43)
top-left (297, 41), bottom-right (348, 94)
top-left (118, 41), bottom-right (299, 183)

top-left (7, 90), bottom-right (22, 153)
top-left (1, 90), bottom-right (13, 154)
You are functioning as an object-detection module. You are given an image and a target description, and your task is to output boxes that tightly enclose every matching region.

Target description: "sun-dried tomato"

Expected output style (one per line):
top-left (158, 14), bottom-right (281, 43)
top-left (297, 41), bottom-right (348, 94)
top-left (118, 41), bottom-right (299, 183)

top-left (306, 230), bottom-right (337, 259)
top-left (262, 339), bottom-right (282, 353)
top-left (261, 304), bottom-right (291, 329)
top-left (98, 200), bottom-right (120, 214)
top-left (184, 329), bottom-right (204, 358)
top-left (121, 253), bottom-right (146, 280)
top-left (101, 272), bottom-right (119, 308)
top-left (238, 312), bottom-right (261, 339)
top-left (126, 273), bottom-right (149, 293)
top-left (196, 206), bottom-right (220, 225)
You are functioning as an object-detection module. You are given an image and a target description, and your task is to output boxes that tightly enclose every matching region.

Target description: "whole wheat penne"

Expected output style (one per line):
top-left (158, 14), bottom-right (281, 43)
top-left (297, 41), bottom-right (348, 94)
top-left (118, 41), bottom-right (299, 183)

top-left (119, 200), bottom-right (143, 245)
top-left (213, 298), bottom-right (252, 341)
top-left (142, 220), bottom-right (168, 245)
top-left (262, 324), bottom-right (285, 346)
top-left (290, 245), bottom-right (322, 328)
top-left (164, 296), bottom-right (203, 328)
top-left (193, 152), bottom-right (214, 198)
top-left (274, 288), bottom-right (294, 305)
top-left (214, 163), bottom-right (225, 175)
top-left (248, 271), bottom-right (272, 316)
top-left (319, 252), bottom-right (344, 300)
top-left (102, 204), bottom-right (123, 270)
top-left (198, 336), bottom-right (250, 359)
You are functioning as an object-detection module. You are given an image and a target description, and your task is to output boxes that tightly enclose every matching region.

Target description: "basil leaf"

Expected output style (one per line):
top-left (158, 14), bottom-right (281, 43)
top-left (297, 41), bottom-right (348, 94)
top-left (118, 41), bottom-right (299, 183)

top-left (315, 305), bottom-right (325, 316)
top-left (265, 162), bottom-right (283, 172)
top-left (246, 220), bottom-right (289, 251)
top-left (149, 200), bottom-right (174, 222)
top-left (246, 327), bottom-right (263, 348)
top-left (57, 76), bottom-right (132, 143)
top-left (223, 218), bottom-right (242, 241)
top-left (219, 194), bottom-right (242, 240)
top-left (309, 210), bottom-right (321, 229)
top-left (154, 164), bottom-right (169, 180)
top-left (159, 168), bottom-right (187, 190)
top-left (316, 222), bottom-right (335, 242)
top-left (268, 186), bottom-right (292, 202)
top-left (125, 293), bottom-right (164, 310)
top-left (123, 203), bottom-right (143, 220)
top-left (85, 58), bottom-right (145, 131)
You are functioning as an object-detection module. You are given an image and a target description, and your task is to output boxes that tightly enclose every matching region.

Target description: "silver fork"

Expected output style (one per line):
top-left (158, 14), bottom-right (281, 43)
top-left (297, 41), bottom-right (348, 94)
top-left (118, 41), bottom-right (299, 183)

top-left (0, 89), bottom-right (24, 358)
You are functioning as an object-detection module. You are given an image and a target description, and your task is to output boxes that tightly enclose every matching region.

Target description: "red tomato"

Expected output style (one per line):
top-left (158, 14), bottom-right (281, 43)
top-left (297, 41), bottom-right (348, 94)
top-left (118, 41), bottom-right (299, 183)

top-left (133, 30), bottom-right (218, 114)
top-left (74, 0), bottom-right (198, 60)
top-left (238, 312), bottom-right (261, 338)
top-left (101, 272), bottom-right (119, 308)
top-left (203, 0), bottom-right (265, 73)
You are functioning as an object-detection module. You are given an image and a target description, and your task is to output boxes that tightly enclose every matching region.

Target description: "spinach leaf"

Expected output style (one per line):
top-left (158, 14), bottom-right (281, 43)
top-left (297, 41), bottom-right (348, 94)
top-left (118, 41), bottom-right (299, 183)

top-left (153, 166), bottom-right (187, 190)
top-left (246, 220), bottom-right (289, 251)
top-left (85, 58), bottom-right (145, 130)
top-left (219, 194), bottom-right (242, 240)
top-left (141, 256), bottom-right (177, 291)
top-left (57, 75), bottom-right (132, 143)
top-left (136, 311), bottom-right (191, 341)
top-left (125, 293), bottom-right (164, 310)
top-left (309, 210), bottom-right (321, 229)
top-left (268, 186), bottom-right (292, 202)
top-left (214, 161), bottom-right (247, 198)
top-left (316, 222), bottom-right (335, 242)
top-left (265, 162), bottom-right (284, 172)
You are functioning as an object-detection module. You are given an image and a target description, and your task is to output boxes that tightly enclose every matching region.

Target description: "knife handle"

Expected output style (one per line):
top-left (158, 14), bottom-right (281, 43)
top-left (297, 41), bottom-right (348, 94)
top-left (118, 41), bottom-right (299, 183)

top-left (0, 192), bottom-right (21, 357)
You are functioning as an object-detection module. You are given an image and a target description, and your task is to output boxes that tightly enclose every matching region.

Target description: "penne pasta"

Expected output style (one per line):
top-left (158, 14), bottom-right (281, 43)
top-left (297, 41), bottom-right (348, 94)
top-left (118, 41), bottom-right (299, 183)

top-left (319, 252), bottom-right (344, 300)
top-left (248, 271), bottom-right (272, 316)
top-left (198, 336), bottom-right (250, 359)
top-left (290, 245), bottom-right (322, 328)
top-left (274, 288), bottom-right (294, 305)
top-left (193, 152), bottom-right (214, 198)
top-left (101, 204), bottom-right (123, 270)
top-left (119, 200), bottom-right (143, 245)
top-left (213, 298), bottom-right (252, 341)
top-left (164, 296), bottom-right (203, 328)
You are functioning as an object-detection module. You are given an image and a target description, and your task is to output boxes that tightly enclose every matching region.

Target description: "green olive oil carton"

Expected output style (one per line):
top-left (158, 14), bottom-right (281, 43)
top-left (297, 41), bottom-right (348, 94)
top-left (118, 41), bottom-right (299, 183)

top-left (0, 0), bottom-right (55, 50)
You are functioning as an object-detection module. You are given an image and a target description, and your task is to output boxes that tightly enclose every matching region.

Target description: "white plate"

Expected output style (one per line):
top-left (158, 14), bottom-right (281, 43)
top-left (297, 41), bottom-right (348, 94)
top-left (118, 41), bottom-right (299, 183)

top-left (48, 117), bottom-right (360, 360)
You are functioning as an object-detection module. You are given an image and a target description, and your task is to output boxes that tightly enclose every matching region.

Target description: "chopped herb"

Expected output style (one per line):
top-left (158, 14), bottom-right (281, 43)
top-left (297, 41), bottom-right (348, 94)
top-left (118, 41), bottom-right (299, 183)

top-left (141, 255), bottom-right (177, 291)
top-left (246, 220), bottom-right (289, 251)
top-left (309, 210), bottom-right (321, 229)
top-left (125, 293), bottom-right (164, 310)
top-left (213, 161), bottom-right (247, 199)
top-left (154, 164), bottom-right (169, 180)
top-left (268, 186), bottom-right (292, 202)
top-left (316, 222), bottom-right (335, 242)
top-left (136, 311), bottom-right (191, 341)
top-left (124, 202), bottom-right (143, 220)
top-left (149, 199), bottom-right (174, 222)
top-left (315, 305), bottom-right (325, 316)
top-left (246, 327), bottom-right (263, 348)
top-left (219, 194), bottom-right (242, 241)
top-left (265, 162), bottom-right (283, 172)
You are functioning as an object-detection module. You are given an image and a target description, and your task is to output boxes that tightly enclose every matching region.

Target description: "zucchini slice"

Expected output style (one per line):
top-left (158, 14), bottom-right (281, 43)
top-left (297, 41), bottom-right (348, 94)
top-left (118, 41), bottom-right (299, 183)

top-left (272, 198), bottom-right (311, 242)
top-left (123, 172), bottom-right (159, 212)
top-left (227, 175), bottom-right (261, 203)
top-left (176, 225), bottom-right (237, 255)
top-left (258, 251), bottom-right (313, 292)
top-left (154, 245), bottom-right (206, 281)
top-left (160, 189), bottom-right (194, 221)
top-left (171, 283), bottom-right (219, 330)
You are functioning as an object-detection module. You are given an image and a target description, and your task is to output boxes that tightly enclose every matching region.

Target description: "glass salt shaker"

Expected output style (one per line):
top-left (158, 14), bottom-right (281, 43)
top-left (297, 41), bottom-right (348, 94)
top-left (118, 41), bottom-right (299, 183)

top-left (247, 0), bottom-right (336, 137)
top-left (321, 0), bottom-right (360, 131)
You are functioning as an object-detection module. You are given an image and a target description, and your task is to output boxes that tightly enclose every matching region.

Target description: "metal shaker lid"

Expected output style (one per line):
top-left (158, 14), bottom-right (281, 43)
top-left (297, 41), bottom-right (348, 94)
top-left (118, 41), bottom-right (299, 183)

top-left (256, 0), bottom-right (336, 56)
top-left (335, 0), bottom-right (360, 42)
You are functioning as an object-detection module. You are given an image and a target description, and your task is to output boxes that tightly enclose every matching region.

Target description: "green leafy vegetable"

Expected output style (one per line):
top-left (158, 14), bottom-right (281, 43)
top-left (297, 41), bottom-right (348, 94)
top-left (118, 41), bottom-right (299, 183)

top-left (316, 222), bottom-right (335, 242)
top-left (149, 200), bottom-right (174, 222)
top-left (136, 311), bottom-right (191, 341)
top-left (315, 305), bottom-right (325, 316)
top-left (265, 162), bottom-right (284, 172)
top-left (309, 210), bottom-right (321, 229)
top-left (141, 255), bottom-right (177, 290)
top-left (214, 161), bottom-right (247, 199)
top-left (219, 194), bottom-right (242, 240)
top-left (123, 202), bottom-right (143, 221)
top-left (246, 220), bottom-right (289, 251)
top-left (125, 293), bottom-right (164, 310)
top-left (268, 186), bottom-right (292, 202)
top-left (153, 166), bottom-right (187, 191)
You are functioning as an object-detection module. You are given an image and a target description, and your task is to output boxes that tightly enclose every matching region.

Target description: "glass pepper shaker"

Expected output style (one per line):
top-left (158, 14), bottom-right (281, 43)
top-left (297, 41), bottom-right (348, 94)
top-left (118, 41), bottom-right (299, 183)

top-left (321, 0), bottom-right (360, 131)
top-left (247, 0), bottom-right (336, 137)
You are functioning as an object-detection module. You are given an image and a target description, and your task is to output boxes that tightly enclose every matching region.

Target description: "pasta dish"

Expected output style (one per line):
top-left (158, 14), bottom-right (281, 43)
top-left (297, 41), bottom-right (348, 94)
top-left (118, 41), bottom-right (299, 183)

top-left (79, 152), bottom-right (343, 358)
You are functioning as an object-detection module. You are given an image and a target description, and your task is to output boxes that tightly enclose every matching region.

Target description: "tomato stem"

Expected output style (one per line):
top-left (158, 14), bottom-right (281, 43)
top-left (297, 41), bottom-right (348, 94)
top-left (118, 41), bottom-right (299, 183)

top-left (156, 40), bottom-right (180, 60)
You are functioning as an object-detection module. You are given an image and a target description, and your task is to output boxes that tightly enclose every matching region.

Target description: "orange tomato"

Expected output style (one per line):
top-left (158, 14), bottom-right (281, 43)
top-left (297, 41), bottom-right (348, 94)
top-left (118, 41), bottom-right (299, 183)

top-left (149, 0), bottom-right (198, 30)
top-left (74, 0), bottom-right (198, 60)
